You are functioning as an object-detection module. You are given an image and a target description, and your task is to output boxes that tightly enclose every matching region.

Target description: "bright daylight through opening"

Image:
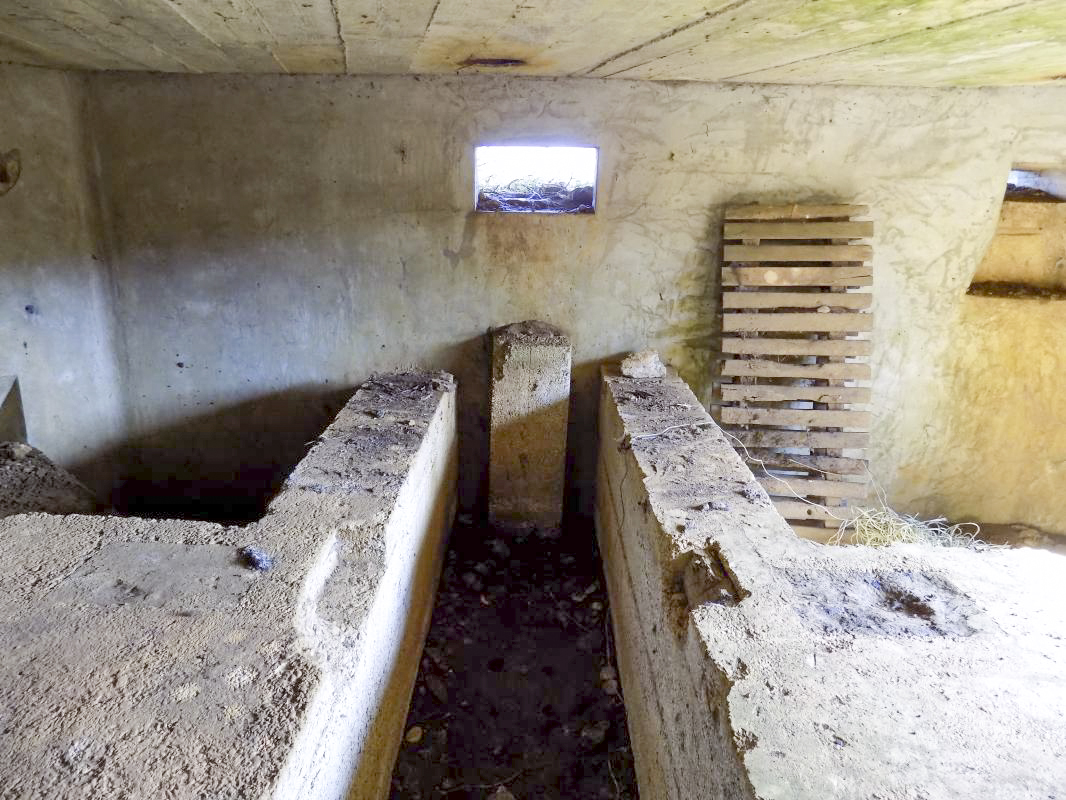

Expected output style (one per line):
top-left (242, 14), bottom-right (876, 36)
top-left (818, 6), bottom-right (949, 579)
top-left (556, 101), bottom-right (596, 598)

top-left (475, 145), bottom-right (597, 213)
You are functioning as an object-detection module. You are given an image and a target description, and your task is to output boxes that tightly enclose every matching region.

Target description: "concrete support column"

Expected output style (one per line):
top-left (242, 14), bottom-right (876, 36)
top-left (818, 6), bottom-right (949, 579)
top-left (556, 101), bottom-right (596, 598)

top-left (488, 321), bottom-right (572, 532)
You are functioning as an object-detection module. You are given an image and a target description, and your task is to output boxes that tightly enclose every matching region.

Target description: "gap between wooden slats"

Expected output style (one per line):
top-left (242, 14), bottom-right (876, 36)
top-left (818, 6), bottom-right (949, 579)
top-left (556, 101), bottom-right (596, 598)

top-left (721, 359), bottom-right (870, 380)
top-left (721, 406), bottom-right (870, 430)
top-left (722, 266), bottom-right (872, 287)
top-left (745, 454), bottom-right (867, 475)
top-left (720, 384), bottom-right (871, 404)
top-left (723, 221), bottom-right (874, 240)
top-left (727, 429), bottom-right (869, 449)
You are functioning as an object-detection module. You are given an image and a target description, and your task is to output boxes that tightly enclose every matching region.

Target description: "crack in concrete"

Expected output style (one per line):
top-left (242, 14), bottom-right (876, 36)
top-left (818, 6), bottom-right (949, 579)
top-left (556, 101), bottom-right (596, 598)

top-left (424, 0), bottom-right (444, 35)
top-left (584, 0), bottom-right (756, 77)
top-left (327, 0), bottom-right (349, 73)
top-left (716, 0), bottom-right (1032, 82)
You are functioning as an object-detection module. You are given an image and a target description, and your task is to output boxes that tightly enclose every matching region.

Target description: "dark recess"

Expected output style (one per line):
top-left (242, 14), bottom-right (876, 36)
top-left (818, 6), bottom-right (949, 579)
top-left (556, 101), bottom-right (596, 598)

top-left (967, 281), bottom-right (1066, 300)
top-left (461, 57), bottom-right (527, 68)
top-left (390, 516), bottom-right (638, 799)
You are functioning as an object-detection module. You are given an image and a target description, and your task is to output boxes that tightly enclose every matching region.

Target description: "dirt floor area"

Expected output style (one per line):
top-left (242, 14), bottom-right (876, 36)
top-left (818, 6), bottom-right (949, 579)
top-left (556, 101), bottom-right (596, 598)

top-left (389, 517), bottom-right (638, 800)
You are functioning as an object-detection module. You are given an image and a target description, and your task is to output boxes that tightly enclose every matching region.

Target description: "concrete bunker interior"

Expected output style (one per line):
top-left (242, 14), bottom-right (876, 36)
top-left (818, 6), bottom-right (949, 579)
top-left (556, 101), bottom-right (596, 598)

top-left (3, 2), bottom-right (1066, 798)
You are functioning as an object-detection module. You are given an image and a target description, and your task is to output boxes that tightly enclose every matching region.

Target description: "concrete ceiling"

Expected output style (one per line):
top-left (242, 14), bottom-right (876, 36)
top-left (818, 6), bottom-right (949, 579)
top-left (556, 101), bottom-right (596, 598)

top-left (2, 0), bottom-right (1065, 86)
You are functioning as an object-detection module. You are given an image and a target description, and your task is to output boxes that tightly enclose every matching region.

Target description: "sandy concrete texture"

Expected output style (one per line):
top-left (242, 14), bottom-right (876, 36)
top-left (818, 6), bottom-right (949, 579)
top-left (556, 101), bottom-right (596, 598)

top-left (489, 321), bottom-right (572, 530)
top-left (0, 372), bottom-right (457, 800)
top-left (6, 65), bottom-right (1066, 528)
top-left (596, 365), bottom-right (1066, 800)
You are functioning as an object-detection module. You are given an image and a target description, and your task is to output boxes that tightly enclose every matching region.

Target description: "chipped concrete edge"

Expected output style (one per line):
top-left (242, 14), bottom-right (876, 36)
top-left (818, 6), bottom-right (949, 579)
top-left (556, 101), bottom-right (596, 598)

top-left (271, 373), bottom-right (459, 800)
top-left (595, 365), bottom-right (761, 800)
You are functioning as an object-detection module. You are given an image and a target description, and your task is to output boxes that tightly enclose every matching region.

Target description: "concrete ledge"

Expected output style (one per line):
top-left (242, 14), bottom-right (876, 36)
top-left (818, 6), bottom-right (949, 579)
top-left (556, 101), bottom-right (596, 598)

top-left (0, 371), bottom-right (457, 799)
top-left (596, 367), bottom-right (1066, 799)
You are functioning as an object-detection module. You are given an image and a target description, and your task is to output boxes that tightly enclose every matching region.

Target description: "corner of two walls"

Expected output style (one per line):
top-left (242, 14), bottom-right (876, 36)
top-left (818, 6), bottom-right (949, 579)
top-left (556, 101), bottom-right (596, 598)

top-left (0, 64), bottom-right (124, 497)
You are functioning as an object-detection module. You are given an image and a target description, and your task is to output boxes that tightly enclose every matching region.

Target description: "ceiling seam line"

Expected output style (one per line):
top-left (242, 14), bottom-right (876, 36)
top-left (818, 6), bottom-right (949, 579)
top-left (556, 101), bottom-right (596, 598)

top-left (633, 0), bottom-right (1033, 82)
top-left (581, 0), bottom-right (757, 77)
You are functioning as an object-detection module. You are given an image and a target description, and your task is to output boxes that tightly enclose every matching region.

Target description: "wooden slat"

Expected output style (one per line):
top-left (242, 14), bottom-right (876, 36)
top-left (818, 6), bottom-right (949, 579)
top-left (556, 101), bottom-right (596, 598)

top-left (720, 384), bottom-right (871, 404)
top-left (722, 291), bottom-right (872, 310)
top-left (725, 244), bottom-right (872, 263)
top-left (722, 337), bottom-right (871, 357)
top-left (727, 430), bottom-right (869, 449)
top-left (758, 476), bottom-right (868, 499)
top-left (723, 221), bottom-right (874, 240)
top-left (773, 500), bottom-right (861, 522)
top-left (723, 312), bottom-right (872, 333)
top-left (725, 204), bottom-right (869, 221)
top-left (747, 454), bottom-right (868, 476)
top-left (722, 407), bottom-right (871, 429)
top-left (789, 523), bottom-right (840, 543)
top-left (722, 359), bottom-right (870, 380)
top-left (722, 266), bottom-right (872, 287)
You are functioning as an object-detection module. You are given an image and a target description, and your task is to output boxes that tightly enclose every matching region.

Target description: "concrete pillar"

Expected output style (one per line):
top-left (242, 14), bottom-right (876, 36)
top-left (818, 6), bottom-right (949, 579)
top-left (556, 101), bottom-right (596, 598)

top-left (489, 321), bottom-right (572, 532)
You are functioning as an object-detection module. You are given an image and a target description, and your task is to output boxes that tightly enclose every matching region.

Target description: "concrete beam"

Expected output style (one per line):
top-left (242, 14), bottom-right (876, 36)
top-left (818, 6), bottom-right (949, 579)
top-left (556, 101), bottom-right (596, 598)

top-left (489, 321), bottom-right (571, 532)
top-left (596, 364), bottom-right (1066, 799)
top-left (0, 371), bottom-right (457, 799)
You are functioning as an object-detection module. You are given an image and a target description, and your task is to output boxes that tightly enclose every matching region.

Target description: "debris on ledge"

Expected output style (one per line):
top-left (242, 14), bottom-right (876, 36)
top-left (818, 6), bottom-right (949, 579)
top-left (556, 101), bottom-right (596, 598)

top-left (620, 349), bottom-right (666, 378)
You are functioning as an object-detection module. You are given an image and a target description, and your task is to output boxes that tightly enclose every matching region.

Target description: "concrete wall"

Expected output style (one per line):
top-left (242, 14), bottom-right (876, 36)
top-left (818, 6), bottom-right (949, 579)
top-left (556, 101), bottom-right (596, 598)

top-left (5, 64), bottom-right (1066, 525)
top-left (0, 65), bottom-right (124, 491)
top-left (920, 201), bottom-right (1066, 531)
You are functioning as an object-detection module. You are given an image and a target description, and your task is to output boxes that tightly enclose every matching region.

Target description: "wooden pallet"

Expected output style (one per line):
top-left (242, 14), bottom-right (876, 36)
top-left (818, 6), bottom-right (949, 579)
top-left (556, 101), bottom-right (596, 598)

top-left (717, 204), bottom-right (873, 536)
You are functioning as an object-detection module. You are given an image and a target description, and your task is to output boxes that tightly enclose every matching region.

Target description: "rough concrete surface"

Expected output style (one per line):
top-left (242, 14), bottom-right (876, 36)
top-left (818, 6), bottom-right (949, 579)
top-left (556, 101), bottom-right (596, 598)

top-left (0, 442), bottom-right (97, 517)
top-left (489, 321), bottom-right (571, 531)
top-left (596, 367), bottom-right (1066, 799)
top-left (7, 66), bottom-right (1066, 528)
top-left (0, 372), bottom-right (457, 800)
top-left (1, 0), bottom-right (1064, 88)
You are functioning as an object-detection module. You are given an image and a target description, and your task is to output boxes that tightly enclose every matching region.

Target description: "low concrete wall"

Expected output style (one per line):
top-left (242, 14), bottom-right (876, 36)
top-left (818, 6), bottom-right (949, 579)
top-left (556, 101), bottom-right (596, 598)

top-left (0, 371), bottom-right (457, 800)
top-left (596, 366), bottom-right (1066, 799)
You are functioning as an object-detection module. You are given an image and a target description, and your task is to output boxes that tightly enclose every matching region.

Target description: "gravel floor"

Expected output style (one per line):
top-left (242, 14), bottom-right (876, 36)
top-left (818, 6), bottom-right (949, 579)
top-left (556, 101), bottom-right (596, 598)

top-left (389, 516), bottom-right (639, 800)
